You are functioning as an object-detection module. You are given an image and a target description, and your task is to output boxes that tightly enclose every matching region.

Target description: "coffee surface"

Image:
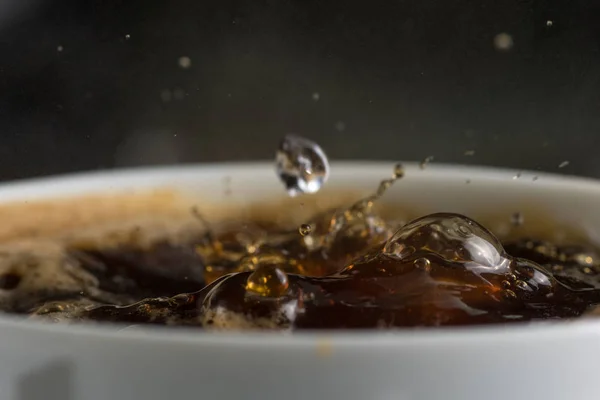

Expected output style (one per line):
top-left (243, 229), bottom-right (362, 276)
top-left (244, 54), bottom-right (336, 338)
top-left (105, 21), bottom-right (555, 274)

top-left (0, 194), bottom-right (595, 330)
top-left (0, 161), bottom-right (597, 329)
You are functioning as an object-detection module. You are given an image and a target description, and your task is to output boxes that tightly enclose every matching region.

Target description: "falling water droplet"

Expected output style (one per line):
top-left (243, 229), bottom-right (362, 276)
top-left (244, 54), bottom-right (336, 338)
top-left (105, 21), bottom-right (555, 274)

top-left (299, 224), bottom-right (312, 236)
top-left (275, 135), bottom-right (330, 196)
top-left (393, 163), bottom-right (405, 179)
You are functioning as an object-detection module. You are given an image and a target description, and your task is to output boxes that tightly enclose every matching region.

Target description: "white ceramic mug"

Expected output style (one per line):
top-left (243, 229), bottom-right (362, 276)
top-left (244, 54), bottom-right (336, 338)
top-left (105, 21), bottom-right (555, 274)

top-left (0, 162), bottom-right (599, 400)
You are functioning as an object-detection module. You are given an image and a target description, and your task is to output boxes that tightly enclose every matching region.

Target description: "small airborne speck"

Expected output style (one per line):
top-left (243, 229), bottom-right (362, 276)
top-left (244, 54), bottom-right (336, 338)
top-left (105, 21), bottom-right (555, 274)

top-left (419, 155), bottom-right (434, 170)
top-left (312, 92), bottom-right (320, 101)
top-left (546, 20), bottom-right (553, 27)
top-left (335, 121), bottom-right (346, 132)
top-left (173, 88), bottom-right (186, 100)
top-left (558, 161), bottom-right (570, 168)
top-left (464, 150), bottom-right (475, 156)
top-left (125, 34), bottom-right (131, 39)
top-left (57, 45), bottom-right (63, 52)
top-left (178, 56), bottom-right (192, 69)
top-left (160, 89), bottom-right (172, 102)
top-left (494, 33), bottom-right (513, 51)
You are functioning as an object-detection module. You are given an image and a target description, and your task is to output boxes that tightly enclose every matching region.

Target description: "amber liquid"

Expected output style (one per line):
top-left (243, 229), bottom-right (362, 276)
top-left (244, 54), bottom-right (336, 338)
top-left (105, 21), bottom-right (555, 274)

top-left (9, 167), bottom-right (600, 329)
top-left (12, 204), bottom-right (597, 329)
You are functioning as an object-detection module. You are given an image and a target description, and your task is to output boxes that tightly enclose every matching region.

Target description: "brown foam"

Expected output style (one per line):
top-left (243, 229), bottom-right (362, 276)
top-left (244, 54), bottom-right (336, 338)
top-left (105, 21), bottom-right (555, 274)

top-left (0, 189), bottom-right (185, 243)
top-left (0, 186), bottom-right (366, 249)
top-left (200, 306), bottom-right (288, 331)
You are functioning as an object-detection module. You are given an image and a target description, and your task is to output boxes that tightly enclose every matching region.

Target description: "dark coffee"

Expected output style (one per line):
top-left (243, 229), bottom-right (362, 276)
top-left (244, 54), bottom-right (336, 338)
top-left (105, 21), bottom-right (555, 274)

top-left (48, 213), bottom-right (595, 329)
top-left (6, 178), bottom-right (597, 329)
top-left (0, 162), bottom-right (596, 330)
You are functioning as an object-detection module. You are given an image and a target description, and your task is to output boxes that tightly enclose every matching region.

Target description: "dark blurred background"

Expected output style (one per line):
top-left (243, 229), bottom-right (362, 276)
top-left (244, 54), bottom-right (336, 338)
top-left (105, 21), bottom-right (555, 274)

top-left (0, 0), bottom-right (599, 181)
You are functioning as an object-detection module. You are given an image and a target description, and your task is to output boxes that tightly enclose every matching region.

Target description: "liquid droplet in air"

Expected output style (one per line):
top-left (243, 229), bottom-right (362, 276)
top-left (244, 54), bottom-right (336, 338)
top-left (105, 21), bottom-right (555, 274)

top-left (299, 224), bottom-right (312, 236)
top-left (393, 163), bottom-right (405, 179)
top-left (494, 33), bottom-right (514, 51)
top-left (419, 156), bottom-right (434, 170)
top-left (275, 135), bottom-right (330, 196)
top-left (178, 56), bottom-right (192, 69)
top-left (245, 265), bottom-right (290, 297)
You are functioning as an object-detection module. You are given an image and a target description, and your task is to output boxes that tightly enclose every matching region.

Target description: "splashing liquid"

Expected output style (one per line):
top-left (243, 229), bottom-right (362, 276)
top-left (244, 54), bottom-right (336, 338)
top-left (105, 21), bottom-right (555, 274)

top-left (74, 211), bottom-right (600, 329)
top-left (9, 136), bottom-right (600, 329)
top-left (32, 161), bottom-right (600, 330)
